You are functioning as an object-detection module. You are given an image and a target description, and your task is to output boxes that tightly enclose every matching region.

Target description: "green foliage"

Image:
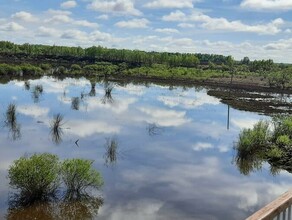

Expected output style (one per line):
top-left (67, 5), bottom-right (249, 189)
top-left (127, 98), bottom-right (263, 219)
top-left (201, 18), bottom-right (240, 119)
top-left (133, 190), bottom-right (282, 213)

top-left (8, 153), bottom-right (60, 200)
top-left (1, 41), bottom-right (291, 86)
top-left (276, 135), bottom-right (291, 147)
top-left (236, 120), bottom-right (269, 159)
top-left (61, 159), bottom-right (103, 194)
top-left (235, 116), bottom-right (292, 175)
top-left (71, 64), bottom-right (82, 71)
top-left (20, 64), bottom-right (43, 75)
top-left (272, 116), bottom-right (292, 141)
top-left (0, 64), bottom-right (20, 75)
top-left (266, 146), bottom-right (283, 159)
top-left (57, 66), bottom-right (66, 74)
top-left (8, 153), bottom-right (103, 204)
top-left (40, 63), bottom-right (52, 71)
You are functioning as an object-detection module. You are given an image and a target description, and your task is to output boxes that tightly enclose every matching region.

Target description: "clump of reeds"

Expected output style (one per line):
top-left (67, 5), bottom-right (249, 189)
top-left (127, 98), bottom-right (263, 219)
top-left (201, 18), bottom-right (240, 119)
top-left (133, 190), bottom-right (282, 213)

top-left (104, 138), bottom-right (118, 166)
top-left (5, 103), bottom-right (21, 140)
top-left (32, 84), bottom-right (44, 103)
top-left (24, 81), bottom-right (30, 90)
top-left (101, 86), bottom-right (114, 104)
top-left (71, 97), bottom-right (80, 110)
top-left (50, 113), bottom-right (64, 144)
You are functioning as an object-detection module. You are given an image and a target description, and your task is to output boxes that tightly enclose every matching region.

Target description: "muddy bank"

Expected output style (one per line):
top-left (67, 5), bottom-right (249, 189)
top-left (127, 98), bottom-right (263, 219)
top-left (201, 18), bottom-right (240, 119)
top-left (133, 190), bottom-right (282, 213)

top-left (96, 73), bottom-right (291, 94)
top-left (208, 89), bottom-right (292, 115)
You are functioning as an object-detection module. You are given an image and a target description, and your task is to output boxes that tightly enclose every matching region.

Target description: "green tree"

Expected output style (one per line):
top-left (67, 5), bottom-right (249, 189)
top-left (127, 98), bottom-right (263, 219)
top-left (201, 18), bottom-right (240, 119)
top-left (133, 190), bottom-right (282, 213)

top-left (8, 153), bottom-right (60, 201)
top-left (61, 159), bottom-right (103, 195)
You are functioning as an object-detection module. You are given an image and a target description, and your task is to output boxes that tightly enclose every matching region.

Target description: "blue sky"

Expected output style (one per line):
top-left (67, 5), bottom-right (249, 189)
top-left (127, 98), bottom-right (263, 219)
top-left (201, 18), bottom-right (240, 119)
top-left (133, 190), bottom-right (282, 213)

top-left (0, 0), bottom-right (291, 63)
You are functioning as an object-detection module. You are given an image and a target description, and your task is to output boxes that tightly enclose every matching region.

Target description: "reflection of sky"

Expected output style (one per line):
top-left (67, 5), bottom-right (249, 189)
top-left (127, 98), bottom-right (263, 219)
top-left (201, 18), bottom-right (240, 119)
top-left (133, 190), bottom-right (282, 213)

top-left (0, 77), bottom-right (290, 219)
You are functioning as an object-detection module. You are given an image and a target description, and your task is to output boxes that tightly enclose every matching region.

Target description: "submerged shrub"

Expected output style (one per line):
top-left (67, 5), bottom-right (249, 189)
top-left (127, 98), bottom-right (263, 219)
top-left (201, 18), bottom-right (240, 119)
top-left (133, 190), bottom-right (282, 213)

top-left (273, 116), bottom-right (292, 141)
top-left (8, 153), bottom-right (104, 205)
top-left (61, 159), bottom-right (103, 194)
top-left (236, 120), bottom-right (269, 159)
top-left (235, 116), bottom-right (292, 175)
top-left (8, 153), bottom-right (60, 201)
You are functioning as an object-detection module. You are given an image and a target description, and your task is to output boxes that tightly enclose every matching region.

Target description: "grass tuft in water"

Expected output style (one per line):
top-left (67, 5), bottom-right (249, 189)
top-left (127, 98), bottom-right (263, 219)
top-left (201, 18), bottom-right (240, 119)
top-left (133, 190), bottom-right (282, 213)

top-left (50, 113), bottom-right (64, 145)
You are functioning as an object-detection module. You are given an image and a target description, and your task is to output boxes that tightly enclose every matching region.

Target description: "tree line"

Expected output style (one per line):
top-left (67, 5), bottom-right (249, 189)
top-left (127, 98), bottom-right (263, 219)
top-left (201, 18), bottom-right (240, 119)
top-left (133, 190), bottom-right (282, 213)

top-left (1, 41), bottom-right (287, 73)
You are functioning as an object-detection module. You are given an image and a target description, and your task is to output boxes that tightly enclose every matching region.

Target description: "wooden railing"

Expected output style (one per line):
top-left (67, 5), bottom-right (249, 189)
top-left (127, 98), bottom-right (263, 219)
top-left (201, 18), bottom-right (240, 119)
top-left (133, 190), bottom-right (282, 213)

top-left (246, 190), bottom-right (292, 220)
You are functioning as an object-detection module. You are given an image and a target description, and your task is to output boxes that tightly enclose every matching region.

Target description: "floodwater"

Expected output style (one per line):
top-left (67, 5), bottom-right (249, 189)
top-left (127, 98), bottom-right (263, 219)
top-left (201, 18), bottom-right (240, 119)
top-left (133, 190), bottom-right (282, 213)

top-left (0, 76), bottom-right (291, 220)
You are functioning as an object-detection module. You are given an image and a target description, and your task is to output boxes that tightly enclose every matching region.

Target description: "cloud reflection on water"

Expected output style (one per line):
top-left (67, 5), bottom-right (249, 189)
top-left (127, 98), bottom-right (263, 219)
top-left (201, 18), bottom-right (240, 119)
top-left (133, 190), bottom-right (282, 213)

top-left (0, 76), bottom-right (289, 219)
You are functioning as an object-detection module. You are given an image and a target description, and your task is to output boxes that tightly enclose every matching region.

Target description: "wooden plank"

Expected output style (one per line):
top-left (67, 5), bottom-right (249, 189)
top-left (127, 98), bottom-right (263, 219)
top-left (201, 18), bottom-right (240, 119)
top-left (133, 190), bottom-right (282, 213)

top-left (246, 190), bottom-right (292, 220)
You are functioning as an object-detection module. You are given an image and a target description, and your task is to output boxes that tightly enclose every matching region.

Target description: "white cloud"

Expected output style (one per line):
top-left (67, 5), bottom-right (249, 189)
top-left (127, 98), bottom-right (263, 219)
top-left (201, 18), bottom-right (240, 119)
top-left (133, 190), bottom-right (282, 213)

top-left (198, 16), bottom-right (284, 35)
top-left (178, 23), bottom-right (195, 28)
top-left (0, 22), bottom-right (25, 31)
top-left (37, 26), bottom-right (60, 37)
top-left (137, 107), bottom-right (191, 127)
top-left (193, 142), bottom-right (213, 151)
top-left (162, 10), bottom-right (187, 21)
top-left (144, 0), bottom-right (199, 9)
top-left (61, 29), bottom-right (87, 40)
top-left (87, 0), bottom-right (142, 16)
top-left (11, 11), bottom-right (36, 22)
top-left (89, 30), bottom-right (116, 42)
top-left (67, 120), bottom-right (120, 137)
top-left (115, 84), bottom-right (145, 96)
top-left (80, 97), bottom-right (137, 114)
top-left (97, 14), bottom-right (109, 20)
top-left (45, 14), bottom-right (72, 23)
top-left (160, 36), bottom-right (195, 47)
top-left (115, 18), bottom-right (149, 28)
top-left (61, 1), bottom-right (77, 9)
top-left (158, 92), bottom-right (220, 109)
top-left (231, 118), bottom-right (259, 129)
top-left (240, 0), bottom-right (292, 11)
top-left (264, 38), bottom-right (292, 50)
top-left (155, 28), bottom-right (179, 34)
top-left (163, 10), bottom-right (284, 35)
top-left (74, 19), bottom-right (99, 28)
top-left (47, 9), bottom-right (72, 16)
top-left (18, 105), bottom-right (49, 118)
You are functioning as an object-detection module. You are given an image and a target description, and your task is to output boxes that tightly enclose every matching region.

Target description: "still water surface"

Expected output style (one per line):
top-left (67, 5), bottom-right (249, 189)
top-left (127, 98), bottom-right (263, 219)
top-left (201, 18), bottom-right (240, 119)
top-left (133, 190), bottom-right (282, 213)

top-left (0, 76), bottom-right (291, 220)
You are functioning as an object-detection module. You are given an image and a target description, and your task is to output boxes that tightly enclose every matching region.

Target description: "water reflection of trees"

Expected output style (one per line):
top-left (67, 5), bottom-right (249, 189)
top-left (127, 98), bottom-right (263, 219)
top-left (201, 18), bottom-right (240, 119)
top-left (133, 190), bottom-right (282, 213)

top-left (101, 82), bottom-right (114, 104)
top-left (7, 153), bottom-right (104, 220)
top-left (50, 114), bottom-right (64, 145)
top-left (7, 194), bottom-right (103, 220)
top-left (58, 194), bottom-right (103, 220)
top-left (4, 103), bottom-right (21, 140)
top-left (71, 97), bottom-right (80, 110)
top-left (24, 81), bottom-right (30, 90)
top-left (89, 82), bottom-right (96, 97)
top-left (104, 137), bottom-right (119, 167)
top-left (147, 123), bottom-right (164, 136)
top-left (31, 84), bottom-right (43, 103)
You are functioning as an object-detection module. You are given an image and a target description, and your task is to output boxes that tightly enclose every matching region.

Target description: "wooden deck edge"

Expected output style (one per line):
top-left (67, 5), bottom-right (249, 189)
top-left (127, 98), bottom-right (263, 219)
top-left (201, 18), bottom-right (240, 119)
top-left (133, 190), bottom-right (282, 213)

top-left (246, 190), bottom-right (292, 220)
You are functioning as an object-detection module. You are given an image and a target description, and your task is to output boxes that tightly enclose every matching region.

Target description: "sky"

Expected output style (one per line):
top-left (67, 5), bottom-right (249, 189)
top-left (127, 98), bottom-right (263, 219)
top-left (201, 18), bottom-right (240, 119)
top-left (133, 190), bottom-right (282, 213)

top-left (0, 0), bottom-right (291, 63)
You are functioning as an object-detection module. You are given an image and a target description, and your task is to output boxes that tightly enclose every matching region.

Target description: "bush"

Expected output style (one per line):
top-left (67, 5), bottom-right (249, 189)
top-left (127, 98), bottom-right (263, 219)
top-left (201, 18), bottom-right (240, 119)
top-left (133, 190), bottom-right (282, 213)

top-left (40, 63), bottom-right (52, 71)
top-left (273, 116), bottom-right (292, 141)
top-left (8, 153), bottom-right (60, 201)
top-left (71, 64), bottom-right (81, 71)
top-left (61, 159), bottom-right (103, 194)
top-left (8, 154), bottom-right (104, 204)
top-left (236, 120), bottom-right (269, 159)
top-left (20, 64), bottom-right (43, 75)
